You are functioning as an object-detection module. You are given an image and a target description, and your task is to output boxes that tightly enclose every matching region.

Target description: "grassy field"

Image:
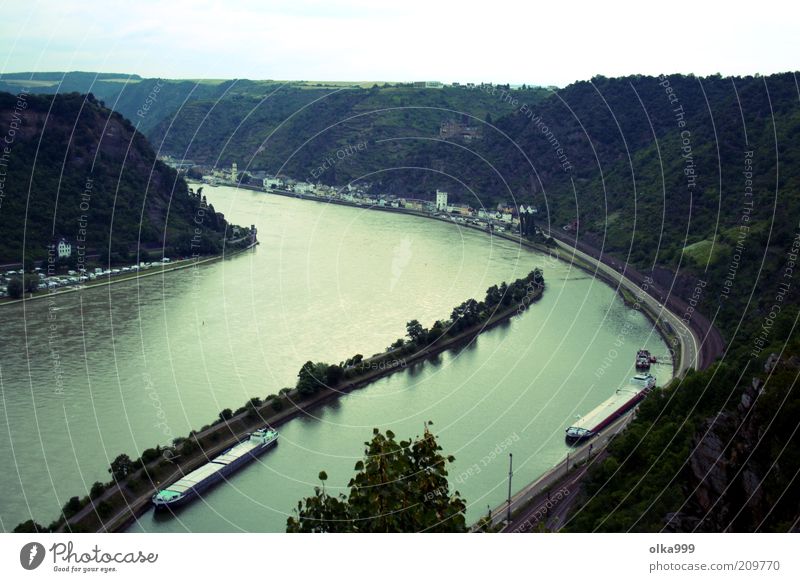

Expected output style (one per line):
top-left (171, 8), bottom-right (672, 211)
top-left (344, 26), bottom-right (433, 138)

top-left (683, 238), bottom-right (727, 266)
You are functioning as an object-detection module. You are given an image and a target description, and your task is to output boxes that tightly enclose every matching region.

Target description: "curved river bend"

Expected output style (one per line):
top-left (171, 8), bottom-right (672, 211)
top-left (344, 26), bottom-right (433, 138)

top-left (0, 186), bottom-right (671, 532)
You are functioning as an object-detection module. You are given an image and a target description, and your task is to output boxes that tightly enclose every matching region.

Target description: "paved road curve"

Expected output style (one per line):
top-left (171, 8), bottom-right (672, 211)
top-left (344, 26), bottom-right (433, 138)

top-left (483, 230), bottom-right (723, 532)
top-left (547, 229), bottom-right (724, 370)
top-left (548, 235), bottom-right (701, 375)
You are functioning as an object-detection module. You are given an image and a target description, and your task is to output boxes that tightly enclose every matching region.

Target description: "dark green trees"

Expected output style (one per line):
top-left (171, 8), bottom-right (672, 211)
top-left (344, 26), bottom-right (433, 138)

top-left (406, 319), bottom-right (426, 345)
top-left (108, 454), bottom-right (135, 482)
top-left (325, 364), bottom-right (344, 386)
top-left (450, 298), bottom-right (480, 333)
top-left (13, 519), bottom-right (48, 533)
top-left (6, 277), bottom-right (23, 299)
top-left (287, 426), bottom-right (467, 532)
top-left (296, 361), bottom-right (329, 396)
top-left (24, 274), bottom-right (40, 294)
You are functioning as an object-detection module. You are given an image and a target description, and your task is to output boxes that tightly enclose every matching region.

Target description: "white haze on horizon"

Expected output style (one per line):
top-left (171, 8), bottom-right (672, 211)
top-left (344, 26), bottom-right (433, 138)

top-left (0, 0), bottom-right (797, 87)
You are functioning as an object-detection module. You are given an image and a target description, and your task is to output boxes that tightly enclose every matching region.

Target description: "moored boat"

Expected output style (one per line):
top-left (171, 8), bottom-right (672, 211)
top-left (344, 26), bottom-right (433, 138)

top-left (152, 427), bottom-right (278, 509)
top-left (636, 349), bottom-right (656, 369)
top-left (565, 373), bottom-right (655, 444)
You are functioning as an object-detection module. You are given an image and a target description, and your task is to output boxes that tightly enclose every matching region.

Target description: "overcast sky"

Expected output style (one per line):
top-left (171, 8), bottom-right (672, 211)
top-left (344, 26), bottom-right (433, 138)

top-left (1, 0), bottom-right (797, 87)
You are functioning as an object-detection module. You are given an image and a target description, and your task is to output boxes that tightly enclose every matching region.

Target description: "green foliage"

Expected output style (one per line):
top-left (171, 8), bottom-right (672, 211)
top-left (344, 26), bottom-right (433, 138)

top-left (218, 408), bottom-right (234, 421)
top-left (6, 277), bottom-right (23, 299)
top-left (62, 496), bottom-right (83, 519)
top-left (246, 397), bottom-right (263, 419)
top-left (450, 298), bottom-right (481, 332)
top-left (23, 273), bottom-right (40, 293)
top-left (296, 361), bottom-right (329, 396)
top-left (180, 439), bottom-right (198, 456)
top-left (89, 481), bottom-right (106, 500)
top-left (406, 319), bottom-right (426, 345)
top-left (325, 364), bottom-right (344, 386)
top-left (108, 454), bottom-right (135, 482)
top-left (13, 519), bottom-right (48, 533)
top-left (0, 92), bottom-right (236, 264)
top-left (344, 354), bottom-right (363, 368)
top-left (97, 501), bottom-right (113, 519)
top-left (143, 83), bottom-right (548, 184)
top-left (566, 310), bottom-right (800, 532)
top-left (139, 447), bottom-right (162, 465)
top-left (287, 426), bottom-right (467, 532)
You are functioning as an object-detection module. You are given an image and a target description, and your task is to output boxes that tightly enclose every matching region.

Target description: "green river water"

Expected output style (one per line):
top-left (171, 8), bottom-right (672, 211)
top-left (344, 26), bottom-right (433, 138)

top-left (0, 185), bottom-right (671, 532)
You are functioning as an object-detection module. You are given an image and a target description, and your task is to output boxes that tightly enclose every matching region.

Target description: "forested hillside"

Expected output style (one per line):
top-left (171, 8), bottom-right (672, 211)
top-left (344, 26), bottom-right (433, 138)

top-left (0, 92), bottom-right (231, 264)
top-left (564, 305), bottom-right (800, 532)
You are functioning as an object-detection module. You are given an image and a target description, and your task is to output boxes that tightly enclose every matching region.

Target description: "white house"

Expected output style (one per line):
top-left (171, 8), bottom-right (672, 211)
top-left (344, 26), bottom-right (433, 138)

top-left (56, 238), bottom-right (72, 258)
top-left (263, 177), bottom-right (283, 190)
top-left (295, 182), bottom-right (314, 195)
top-left (435, 189), bottom-right (448, 211)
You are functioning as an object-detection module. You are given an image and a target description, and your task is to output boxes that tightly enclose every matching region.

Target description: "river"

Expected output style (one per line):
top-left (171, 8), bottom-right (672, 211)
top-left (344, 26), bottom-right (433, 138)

top-left (0, 185), bottom-right (671, 531)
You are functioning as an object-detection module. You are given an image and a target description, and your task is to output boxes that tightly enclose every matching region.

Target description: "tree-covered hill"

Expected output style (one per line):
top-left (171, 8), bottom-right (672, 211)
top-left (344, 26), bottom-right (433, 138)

top-left (143, 82), bottom-right (550, 176)
top-left (0, 91), bottom-right (231, 264)
top-left (486, 73), bottom-right (800, 344)
top-left (564, 306), bottom-right (800, 532)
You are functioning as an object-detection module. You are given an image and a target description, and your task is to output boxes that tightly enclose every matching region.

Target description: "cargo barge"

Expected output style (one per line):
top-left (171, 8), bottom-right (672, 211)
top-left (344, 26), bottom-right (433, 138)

top-left (152, 427), bottom-right (278, 509)
top-left (565, 373), bottom-right (655, 445)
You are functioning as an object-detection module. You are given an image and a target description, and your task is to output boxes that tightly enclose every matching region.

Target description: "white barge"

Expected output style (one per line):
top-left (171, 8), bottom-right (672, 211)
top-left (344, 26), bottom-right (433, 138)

top-left (152, 427), bottom-right (278, 509)
top-left (565, 373), bottom-right (656, 444)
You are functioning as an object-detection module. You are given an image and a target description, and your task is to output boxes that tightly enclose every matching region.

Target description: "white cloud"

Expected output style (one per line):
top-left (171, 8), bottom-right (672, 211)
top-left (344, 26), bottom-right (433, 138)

top-left (0, 0), bottom-right (797, 86)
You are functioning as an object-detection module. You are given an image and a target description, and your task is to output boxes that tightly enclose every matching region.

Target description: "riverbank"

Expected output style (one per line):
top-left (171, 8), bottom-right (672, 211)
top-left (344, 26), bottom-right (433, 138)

top-left (26, 182), bottom-right (691, 534)
top-left (233, 185), bottom-right (692, 368)
top-left (234, 184), bottom-right (702, 535)
top-left (477, 402), bottom-right (637, 532)
top-left (45, 271), bottom-right (543, 533)
top-left (197, 184), bottom-right (699, 533)
top-left (235, 183), bottom-right (687, 373)
top-left (0, 241), bottom-right (258, 308)
top-left (475, 239), bottom-right (705, 531)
